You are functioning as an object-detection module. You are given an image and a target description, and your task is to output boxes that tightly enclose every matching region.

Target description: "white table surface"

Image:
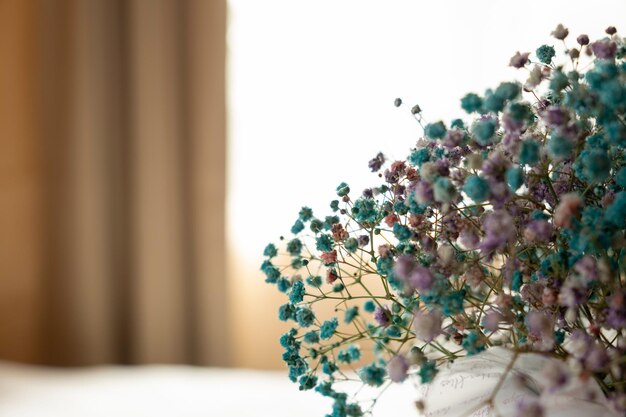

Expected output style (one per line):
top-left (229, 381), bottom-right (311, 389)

top-left (0, 361), bottom-right (418, 417)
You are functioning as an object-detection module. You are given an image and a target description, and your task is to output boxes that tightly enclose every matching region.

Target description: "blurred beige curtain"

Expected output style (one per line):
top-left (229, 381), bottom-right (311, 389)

top-left (0, 0), bottom-right (228, 366)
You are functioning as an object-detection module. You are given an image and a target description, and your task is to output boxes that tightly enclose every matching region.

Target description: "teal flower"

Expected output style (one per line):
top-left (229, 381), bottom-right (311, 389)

top-left (320, 318), bottom-right (339, 339)
top-left (279, 303), bottom-right (296, 321)
top-left (519, 139), bottom-right (540, 165)
top-left (433, 177), bottom-right (455, 203)
top-left (299, 206), bottom-right (313, 222)
top-left (547, 133), bottom-right (574, 159)
top-left (495, 82), bottom-right (521, 101)
top-left (550, 70), bottom-right (569, 92)
top-left (482, 90), bottom-right (505, 113)
top-left (289, 281), bottom-right (306, 304)
top-left (306, 275), bottom-right (323, 287)
top-left (277, 277), bottom-right (291, 293)
top-left (462, 331), bottom-right (487, 355)
top-left (336, 182), bottom-right (350, 197)
top-left (536, 44), bottom-right (556, 64)
top-left (393, 223), bottom-right (412, 241)
top-left (352, 198), bottom-right (379, 224)
top-left (296, 307), bottom-right (316, 327)
top-left (506, 102), bottom-right (532, 122)
top-left (616, 167), bottom-right (626, 187)
top-left (461, 93), bottom-right (483, 113)
top-left (298, 375), bottom-right (318, 391)
top-left (364, 300), bottom-right (376, 313)
top-left (279, 328), bottom-right (299, 350)
top-left (463, 175), bottom-right (490, 202)
top-left (450, 119), bottom-right (464, 129)
top-left (316, 234), bottom-right (334, 252)
top-left (506, 167), bottom-right (524, 191)
top-left (344, 237), bottom-right (358, 253)
top-left (261, 260), bottom-right (281, 283)
top-left (425, 121), bottom-right (447, 140)
top-left (578, 149), bottom-right (611, 183)
top-left (291, 219), bottom-right (305, 234)
top-left (606, 192), bottom-right (626, 228)
top-left (408, 148), bottom-right (430, 166)
top-left (418, 360), bottom-right (438, 384)
top-left (287, 238), bottom-right (303, 256)
top-left (344, 306), bottom-right (359, 324)
top-left (322, 360), bottom-right (338, 375)
top-left (303, 331), bottom-right (319, 344)
top-left (359, 363), bottom-right (386, 386)
top-left (442, 290), bottom-right (465, 316)
top-left (338, 345), bottom-right (361, 364)
top-left (472, 118), bottom-right (497, 145)
top-left (263, 243), bottom-right (278, 258)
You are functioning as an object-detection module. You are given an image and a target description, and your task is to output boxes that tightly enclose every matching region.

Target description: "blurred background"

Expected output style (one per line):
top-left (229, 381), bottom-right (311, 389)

top-left (2, 0), bottom-right (625, 370)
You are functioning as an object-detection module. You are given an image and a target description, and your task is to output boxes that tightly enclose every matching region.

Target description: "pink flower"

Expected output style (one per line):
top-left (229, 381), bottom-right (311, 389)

top-left (320, 250), bottom-right (337, 265)
top-left (413, 309), bottom-right (442, 343)
top-left (554, 193), bottom-right (583, 228)
top-left (483, 310), bottom-right (501, 332)
top-left (387, 354), bottom-right (409, 383)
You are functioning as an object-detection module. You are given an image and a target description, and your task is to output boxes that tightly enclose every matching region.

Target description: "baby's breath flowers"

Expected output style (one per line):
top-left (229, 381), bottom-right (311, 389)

top-left (262, 24), bottom-right (626, 417)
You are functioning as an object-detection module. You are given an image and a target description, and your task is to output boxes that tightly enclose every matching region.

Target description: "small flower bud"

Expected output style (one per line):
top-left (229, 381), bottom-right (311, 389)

top-left (606, 26), bottom-right (617, 35)
top-left (411, 104), bottom-right (422, 114)
top-left (408, 346), bottom-right (425, 365)
top-left (569, 48), bottom-right (580, 59)
top-left (394, 97), bottom-right (402, 107)
top-left (577, 34), bottom-right (589, 45)
top-left (551, 24), bottom-right (569, 40)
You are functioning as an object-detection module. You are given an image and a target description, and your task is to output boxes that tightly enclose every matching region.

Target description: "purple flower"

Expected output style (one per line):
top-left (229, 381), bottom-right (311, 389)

top-left (577, 34), bottom-right (590, 46)
top-left (551, 24), bottom-right (569, 40)
top-left (558, 280), bottom-right (585, 308)
top-left (442, 128), bottom-right (463, 148)
top-left (387, 354), bottom-right (409, 382)
top-left (413, 309), bottom-right (442, 343)
top-left (374, 306), bottom-right (391, 327)
top-left (526, 310), bottom-right (555, 351)
top-left (384, 160), bottom-right (406, 183)
top-left (569, 329), bottom-right (592, 359)
top-left (458, 228), bottom-right (480, 250)
top-left (541, 106), bottom-right (569, 128)
top-left (481, 152), bottom-right (509, 181)
top-left (515, 399), bottom-right (544, 417)
top-left (591, 39), bottom-right (617, 59)
top-left (483, 310), bottom-right (501, 332)
top-left (393, 255), bottom-right (435, 292)
top-left (414, 181), bottom-right (434, 204)
top-left (480, 210), bottom-right (516, 256)
top-left (368, 152), bottom-right (385, 172)
top-left (523, 220), bottom-right (554, 243)
top-left (394, 255), bottom-right (435, 291)
top-left (509, 51), bottom-right (530, 68)
top-left (542, 360), bottom-right (570, 392)
top-left (521, 282), bottom-right (545, 306)
top-left (573, 255), bottom-right (598, 283)
top-left (585, 344), bottom-right (609, 371)
top-left (607, 289), bottom-right (626, 329)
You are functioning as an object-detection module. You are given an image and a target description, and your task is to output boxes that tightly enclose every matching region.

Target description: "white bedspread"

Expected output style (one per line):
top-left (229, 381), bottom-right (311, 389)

top-left (0, 361), bottom-right (417, 417)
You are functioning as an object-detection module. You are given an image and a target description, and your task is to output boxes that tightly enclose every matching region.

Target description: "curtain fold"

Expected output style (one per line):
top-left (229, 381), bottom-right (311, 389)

top-left (0, 0), bottom-right (228, 366)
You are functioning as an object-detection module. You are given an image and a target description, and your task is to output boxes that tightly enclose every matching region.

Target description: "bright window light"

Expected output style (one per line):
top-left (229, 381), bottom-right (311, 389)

top-left (227, 0), bottom-right (626, 262)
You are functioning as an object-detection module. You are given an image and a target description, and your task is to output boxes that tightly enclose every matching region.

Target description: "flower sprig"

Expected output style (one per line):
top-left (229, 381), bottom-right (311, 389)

top-left (262, 24), bottom-right (626, 417)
